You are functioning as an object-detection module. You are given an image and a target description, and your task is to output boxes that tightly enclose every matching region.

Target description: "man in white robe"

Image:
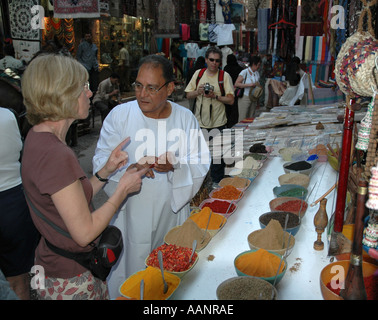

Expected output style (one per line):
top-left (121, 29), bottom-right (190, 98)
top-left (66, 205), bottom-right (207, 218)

top-left (93, 55), bottom-right (210, 299)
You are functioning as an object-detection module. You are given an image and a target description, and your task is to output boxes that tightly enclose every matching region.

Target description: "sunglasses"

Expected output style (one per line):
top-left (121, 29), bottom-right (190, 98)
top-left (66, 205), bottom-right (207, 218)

top-left (208, 58), bottom-right (221, 63)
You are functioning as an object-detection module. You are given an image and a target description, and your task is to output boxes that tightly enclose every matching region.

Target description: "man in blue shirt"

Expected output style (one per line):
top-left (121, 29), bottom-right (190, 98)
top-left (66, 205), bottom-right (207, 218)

top-left (76, 33), bottom-right (99, 93)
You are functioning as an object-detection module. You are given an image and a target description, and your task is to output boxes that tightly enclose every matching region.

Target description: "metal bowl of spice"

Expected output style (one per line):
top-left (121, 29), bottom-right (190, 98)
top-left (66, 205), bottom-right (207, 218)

top-left (259, 211), bottom-right (301, 236)
top-left (278, 173), bottom-right (310, 188)
top-left (233, 249), bottom-right (287, 285)
top-left (199, 198), bottom-right (237, 216)
top-left (218, 177), bottom-right (251, 191)
top-left (273, 184), bottom-right (308, 200)
top-left (210, 185), bottom-right (244, 202)
top-left (216, 276), bottom-right (278, 300)
top-left (283, 160), bottom-right (313, 176)
top-left (188, 207), bottom-right (227, 237)
top-left (119, 266), bottom-right (181, 300)
top-left (269, 197), bottom-right (308, 218)
top-left (145, 243), bottom-right (198, 279)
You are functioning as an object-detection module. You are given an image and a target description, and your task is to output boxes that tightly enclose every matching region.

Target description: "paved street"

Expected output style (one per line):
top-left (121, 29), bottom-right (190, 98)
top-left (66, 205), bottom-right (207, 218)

top-left (73, 97), bottom-right (191, 210)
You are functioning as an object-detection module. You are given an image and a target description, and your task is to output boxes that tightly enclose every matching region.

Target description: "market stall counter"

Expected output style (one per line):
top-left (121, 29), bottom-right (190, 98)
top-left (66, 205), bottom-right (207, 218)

top-left (172, 156), bottom-right (338, 300)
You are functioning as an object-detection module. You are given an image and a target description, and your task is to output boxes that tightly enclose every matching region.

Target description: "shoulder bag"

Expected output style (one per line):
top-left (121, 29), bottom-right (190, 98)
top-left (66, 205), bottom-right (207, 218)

top-left (24, 191), bottom-right (123, 281)
top-left (234, 72), bottom-right (247, 98)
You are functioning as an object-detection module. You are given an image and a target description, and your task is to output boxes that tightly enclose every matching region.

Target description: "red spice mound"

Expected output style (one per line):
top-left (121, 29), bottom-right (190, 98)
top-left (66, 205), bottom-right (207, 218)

top-left (146, 244), bottom-right (197, 272)
top-left (275, 200), bottom-right (308, 212)
top-left (202, 200), bottom-right (236, 214)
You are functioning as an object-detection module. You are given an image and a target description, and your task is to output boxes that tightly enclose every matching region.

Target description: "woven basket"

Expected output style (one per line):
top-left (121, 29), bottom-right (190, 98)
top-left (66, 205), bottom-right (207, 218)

top-left (335, 3), bottom-right (378, 97)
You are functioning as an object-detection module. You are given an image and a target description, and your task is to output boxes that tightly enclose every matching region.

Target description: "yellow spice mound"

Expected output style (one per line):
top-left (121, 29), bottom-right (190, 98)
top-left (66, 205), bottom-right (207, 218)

top-left (189, 207), bottom-right (225, 230)
top-left (119, 266), bottom-right (180, 300)
top-left (235, 248), bottom-right (285, 278)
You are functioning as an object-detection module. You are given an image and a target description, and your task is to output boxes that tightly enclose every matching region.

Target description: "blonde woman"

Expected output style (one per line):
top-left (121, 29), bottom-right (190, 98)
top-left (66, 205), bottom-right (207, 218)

top-left (21, 54), bottom-right (148, 300)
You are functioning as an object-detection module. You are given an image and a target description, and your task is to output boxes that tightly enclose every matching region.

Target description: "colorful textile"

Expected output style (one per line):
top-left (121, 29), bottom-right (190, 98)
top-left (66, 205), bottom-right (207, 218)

top-left (220, 0), bottom-right (232, 24)
top-left (53, 0), bottom-right (100, 19)
top-left (36, 270), bottom-right (109, 300)
top-left (8, 0), bottom-right (40, 40)
top-left (198, 0), bottom-right (207, 24)
top-left (154, 0), bottom-right (179, 37)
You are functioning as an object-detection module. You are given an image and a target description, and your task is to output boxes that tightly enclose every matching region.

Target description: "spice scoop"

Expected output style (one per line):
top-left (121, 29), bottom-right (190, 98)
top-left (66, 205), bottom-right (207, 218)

top-left (188, 240), bottom-right (197, 264)
top-left (282, 214), bottom-right (289, 248)
top-left (157, 250), bottom-right (168, 294)
top-left (271, 233), bottom-right (292, 298)
top-left (140, 279), bottom-right (144, 300)
top-left (201, 210), bottom-right (212, 244)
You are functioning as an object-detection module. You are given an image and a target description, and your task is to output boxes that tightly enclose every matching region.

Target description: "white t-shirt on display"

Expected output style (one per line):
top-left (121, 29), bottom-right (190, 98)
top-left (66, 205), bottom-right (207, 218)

top-left (214, 24), bottom-right (235, 46)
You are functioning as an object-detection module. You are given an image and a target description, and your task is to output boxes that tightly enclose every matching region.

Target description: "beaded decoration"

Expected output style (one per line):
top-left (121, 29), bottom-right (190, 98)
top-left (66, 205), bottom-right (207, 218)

top-left (356, 95), bottom-right (375, 151)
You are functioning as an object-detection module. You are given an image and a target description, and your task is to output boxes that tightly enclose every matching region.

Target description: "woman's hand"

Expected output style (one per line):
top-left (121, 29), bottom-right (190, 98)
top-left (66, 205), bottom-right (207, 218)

top-left (127, 156), bottom-right (157, 178)
top-left (103, 137), bottom-right (130, 177)
top-left (118, 166), bottom-right (149, 196)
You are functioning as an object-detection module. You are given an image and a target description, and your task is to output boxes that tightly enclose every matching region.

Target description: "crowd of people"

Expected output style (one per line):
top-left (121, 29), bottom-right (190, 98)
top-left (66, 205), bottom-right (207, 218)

top-left (1, 36), bottom-right (304, 299)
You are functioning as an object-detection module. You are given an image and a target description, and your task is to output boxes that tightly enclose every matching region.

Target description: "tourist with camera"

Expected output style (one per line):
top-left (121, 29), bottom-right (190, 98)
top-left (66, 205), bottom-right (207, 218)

top-left (185, 46), bottom-right (234, 183)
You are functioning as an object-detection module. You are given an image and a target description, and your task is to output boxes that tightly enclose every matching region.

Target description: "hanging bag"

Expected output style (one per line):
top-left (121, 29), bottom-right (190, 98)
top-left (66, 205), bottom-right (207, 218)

top-left (235, 73), bottom-right (247, 98)
top-left (249, 84), bottom-right (263, 101)
top-left (335, 0), bottom-right (378, 98)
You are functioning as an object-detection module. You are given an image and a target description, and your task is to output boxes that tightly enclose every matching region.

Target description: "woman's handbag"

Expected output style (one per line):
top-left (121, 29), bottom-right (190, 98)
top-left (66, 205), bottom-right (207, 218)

top-left (234, 73), bottom-right (247, 98)
top-left (249, 84), bottom-right (263, 101)
top-left (24, 191), bottom-right (123, 281)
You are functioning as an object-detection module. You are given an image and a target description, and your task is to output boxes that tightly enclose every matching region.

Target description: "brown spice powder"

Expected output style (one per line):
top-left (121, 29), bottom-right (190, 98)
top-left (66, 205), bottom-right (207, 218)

top-left (249, 219), bottom-right (288, 250)
top-left (165, 218), bottom-right (211, 250)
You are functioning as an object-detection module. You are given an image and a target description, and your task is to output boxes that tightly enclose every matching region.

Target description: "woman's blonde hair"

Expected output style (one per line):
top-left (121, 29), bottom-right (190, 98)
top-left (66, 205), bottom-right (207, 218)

top-left (22, 54), bottom-right (88, 125)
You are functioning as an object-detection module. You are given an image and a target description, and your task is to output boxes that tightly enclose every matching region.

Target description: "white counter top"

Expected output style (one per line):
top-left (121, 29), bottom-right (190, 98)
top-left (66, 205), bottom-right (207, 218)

top-left (173, 156), bottom-right (339, 300)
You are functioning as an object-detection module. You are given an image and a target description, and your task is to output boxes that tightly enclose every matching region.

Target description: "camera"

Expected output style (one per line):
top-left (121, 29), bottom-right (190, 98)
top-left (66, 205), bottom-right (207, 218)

top-left (203, 83), bottom-right (214, 95)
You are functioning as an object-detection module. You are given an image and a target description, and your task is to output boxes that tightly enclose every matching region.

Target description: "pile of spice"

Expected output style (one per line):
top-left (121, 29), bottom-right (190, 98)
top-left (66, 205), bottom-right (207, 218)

top-left (189, 207), bottom-right (226, 230)
top-left (249, 219), bottom-right (294, 250)
top-left (278, 173), bottom-right (309, 187)
top-left (235, 157), bottom-right (261, 170)
top-left (212, 185), bottom-right (243, 200)
top-left (235, 248), bottom-right (285, 278)
top-left (233, 168), bottom-right (259, 179)
top-left (219, 177), bottom-right (250, 189)
top-left (217, 276), bottom-right (276, 300)
top-left (279, 147), bottom-right (302, 161)
top-left (277, 187), bottom-right (307, 198)
top-left (284, 160), bottom-right (312, 171)
top-left (146, 244), bottom-right (197, 272)
top-left (260, 211), bottom-right (300, 229)
top-left (119, 266), bottom-right (180, 300)
top-left (326, 273), bottom-right (378, 300)
top-left (202, 200), bottom-right (236, 215)
top-left (249, 143), bottom-right (267, 153)
top-left (165, 218), bottom-right (211, 250)
top-left (275, 199), bottom-right (308, 215)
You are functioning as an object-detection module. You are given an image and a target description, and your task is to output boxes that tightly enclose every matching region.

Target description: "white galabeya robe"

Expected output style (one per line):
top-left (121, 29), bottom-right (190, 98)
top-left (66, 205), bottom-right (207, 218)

top-left (93, 100), bottom-right (210, 299)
